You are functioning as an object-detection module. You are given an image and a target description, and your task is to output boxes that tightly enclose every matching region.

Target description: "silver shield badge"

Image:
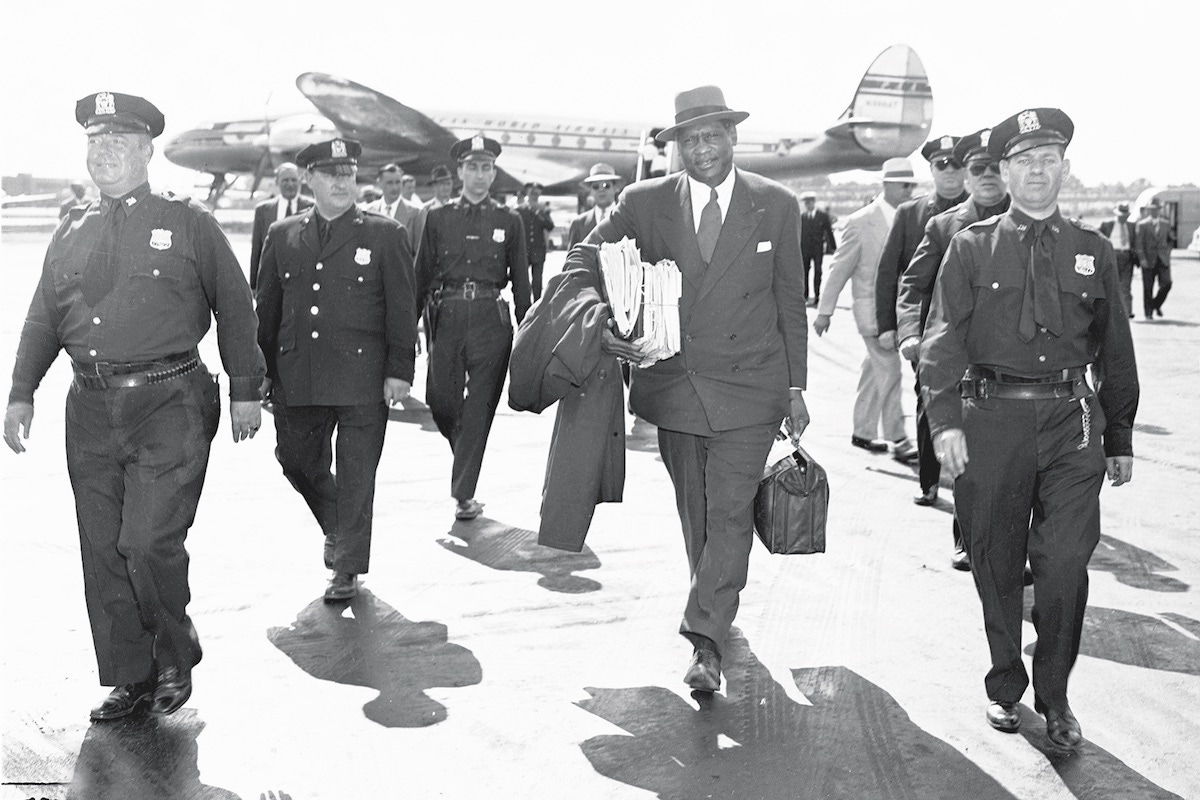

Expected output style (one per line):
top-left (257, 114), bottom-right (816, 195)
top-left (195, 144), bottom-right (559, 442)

top-left (95, 92), bottom-right (116, 116)
top-left (149, 229), bottom-right (173, 251)
top-left (1074, 254), bottom-right (1095, 276)
top-left (355, 248), bottom-right (371, 265)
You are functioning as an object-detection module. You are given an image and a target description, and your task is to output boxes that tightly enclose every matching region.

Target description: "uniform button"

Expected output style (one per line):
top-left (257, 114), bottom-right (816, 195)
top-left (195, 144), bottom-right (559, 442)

top-left (357, 276), bottom-right (364, 283)
top-left (1081, 291), bottom-right (1088, 299)
top-left (685, 334), bottom-right (693, 342)
top-left (598, 369), bottom-right (607, 379)
top-left (992, 282), bottom-right (999, 289)
top-left (1040, 327), bottom-right (1047, 333)
top-left (1038, 355), bottom-right (1046, 362)
top-left (310, 306), bottom-right (319, 315)
top-left (313, 283), bottom-right (320, 291)
top-left (688, 369), bottom-right (696, 375)
top-left (729, 333), bottom-right (737, 340)
top-left (312, 331), bottom-right (320, 339)
top-left (284, 272), bottom-right (291, 279)
top-left (152, 269), bottom-right (160, 277)
top-left (92, 316), bottom-right (101, 325)
top-left (743, 292), bottom-right (750, 299)
top-left (356, 348), bottom-right (363, 354)
top-left (89, 349), bottom-right (97, 357)
top-left (732, 365), bottom-right (739, 372)
top-left (315, 262), bottom-right (323, 271)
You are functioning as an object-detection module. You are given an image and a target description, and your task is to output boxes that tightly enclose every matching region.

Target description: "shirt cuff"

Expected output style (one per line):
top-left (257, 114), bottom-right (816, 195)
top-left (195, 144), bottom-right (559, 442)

top-left (228, 376), bottom-right (261, 403)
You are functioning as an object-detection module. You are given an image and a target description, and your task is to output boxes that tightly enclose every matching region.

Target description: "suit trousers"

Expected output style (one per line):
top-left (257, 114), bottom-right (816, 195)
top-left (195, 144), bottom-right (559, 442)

top-left (1113, 250), bottom-right (1135, 316)
top-left (65, 367), bottom-right (219, 686)
top-left (801, 247), bottom-right (824, 301)
top-left (956, 393), bottom-right (1107, 711)
top-left (913, 368), bottom-right (964, 548)
top-left (658, 421), bottom-right (777, 656)
top-left (854, 335), bottom-right (905, 442)
top-left (272, 401), bottom-right (388, 574)
top-left (1141, 259), bottom-right (1172, 316)
top-left (426, 297), bottom-right (513, 501)
top-left (528, 256), bottom-right (546, 302)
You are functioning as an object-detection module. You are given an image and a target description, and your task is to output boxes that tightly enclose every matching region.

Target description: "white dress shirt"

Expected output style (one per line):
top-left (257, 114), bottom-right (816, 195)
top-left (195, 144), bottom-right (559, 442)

top-left (687, 169), bottom-right (736, 232)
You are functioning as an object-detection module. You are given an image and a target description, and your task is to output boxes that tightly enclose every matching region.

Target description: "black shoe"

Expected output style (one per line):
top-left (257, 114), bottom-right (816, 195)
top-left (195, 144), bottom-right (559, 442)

top-left (90, 676), bottom-right (157, 721)
top-left (324, 571), bottom-right (358, 601)
top-left (150, 666), bottom-right (191, 716)
top-left (891, 439), bottom-right (919, 463)
top-left (850, 435), bottom-right (888, 453)
top-left (986, 700), bottom-right (1020, 733)
top-left (455, 498), bottom-right (484, 520)
top-left (1045, 705), bottom-right (1083, 749)
top-left (683, 648), bottom-right (722, 692)
top-left (913, 486), bottom-right (938, 506)
top-left (951, 544), bottom-right (971, 571)
top-left (1155, 308), bottom-right (1164, 318)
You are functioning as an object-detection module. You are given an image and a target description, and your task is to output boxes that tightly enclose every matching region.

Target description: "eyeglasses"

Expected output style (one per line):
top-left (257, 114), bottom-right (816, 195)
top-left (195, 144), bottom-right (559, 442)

top-left (590, 181), bottom-right (614, 190)
top-left (932, 157), bottom-right (962, 171)
top-left (967, 162), bottom-right (1002, 177)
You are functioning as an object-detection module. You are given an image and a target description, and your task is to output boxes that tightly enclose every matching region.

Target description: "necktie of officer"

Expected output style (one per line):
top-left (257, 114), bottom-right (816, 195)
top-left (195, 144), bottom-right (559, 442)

top-left (82, 199), bottom-right (124, 307)
top-left (697, 187), bottom-right (721, 264)
top-left (1018, 220), bottom-right (1063, 342)
top-left (317, 215), bottom-right (330, 248)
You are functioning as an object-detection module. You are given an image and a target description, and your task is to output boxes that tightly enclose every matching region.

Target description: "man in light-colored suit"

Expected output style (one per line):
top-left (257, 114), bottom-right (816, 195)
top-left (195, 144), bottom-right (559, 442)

top-left (567, 163), bottom-right (621, 248)
top-left (1098, 202), bottom-right (1138, 318)
top-left (1135, 197), bottom-right (1173, 319)
top-left (362, 163), bottom-right (422, 251)
top-left (589, 86), bottom-right (809, 694)
top-left (249, 163), bottom-right (312, 290)
top-left (814, 158), bottom-right (916, 460)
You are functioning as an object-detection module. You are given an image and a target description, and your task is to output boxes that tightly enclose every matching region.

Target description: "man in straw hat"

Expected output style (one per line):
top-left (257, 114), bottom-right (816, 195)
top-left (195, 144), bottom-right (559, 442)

top-left (588, 85), bottom-right (809, 694)
top-left (567, 163), bottom-right (623, 248)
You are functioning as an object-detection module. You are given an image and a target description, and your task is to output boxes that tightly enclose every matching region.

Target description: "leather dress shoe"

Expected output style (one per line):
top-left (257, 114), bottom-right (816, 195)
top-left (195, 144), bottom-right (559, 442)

top-left (683, 648), bottom-right (722, 692)
top-left (90, 676), bottom-right (157, 721)
top-left (951, 544), bottom-right (971, 571)
top-left (324, 571), bottom-right (358, 601)
top-left (891, 439), bottom-right (919, 463)
top-left (1045, 705), bottom-right (1083, 749)
top-left (455, 498), bottom-right (484, 520)
top-left (150, 666), bottom-right (192, 715)
top-left (850, 435), bottom-right (888, 453)
top-left (986, 700), bottom-right (1020, 733)
top-left (913, 486), bottom-right (938, 506)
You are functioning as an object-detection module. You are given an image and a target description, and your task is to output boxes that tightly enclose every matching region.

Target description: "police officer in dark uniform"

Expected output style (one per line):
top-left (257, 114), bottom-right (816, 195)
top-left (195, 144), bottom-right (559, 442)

top-left (415, 135), bottom-right (530, 520)
top-left (515, 181), bottom-right (555, 301)
top-left (920, 109), bottom-right (1138, 749)
top-left (256, 138), bottom-right (418, 601)
top-left (3, 92), bottom-right (265, 721)
top-left (898, 128), bottom-right (1011, 569)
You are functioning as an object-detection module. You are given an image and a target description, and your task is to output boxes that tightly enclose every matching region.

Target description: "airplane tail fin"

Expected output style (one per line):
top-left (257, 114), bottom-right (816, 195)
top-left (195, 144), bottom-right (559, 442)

top-left (823, 44), bottom-right (933, 158)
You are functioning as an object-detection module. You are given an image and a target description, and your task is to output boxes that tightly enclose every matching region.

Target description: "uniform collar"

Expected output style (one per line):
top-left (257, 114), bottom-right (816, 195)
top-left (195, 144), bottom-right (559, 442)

top-left (101, 182), bottom-right (151, 216)
top-left (456, 194), bottom-right (493, 212)
top-left (1009, 205), bottom-right (1063, 237)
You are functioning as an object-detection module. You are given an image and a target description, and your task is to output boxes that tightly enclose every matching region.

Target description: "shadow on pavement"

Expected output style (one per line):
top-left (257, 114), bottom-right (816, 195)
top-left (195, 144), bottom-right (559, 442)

top-left (577, 632), bottom-right (1018, 800)
top-left (439, 517), bottom-right (602, 593)
top-left (267, 590), bottom-right (481, 727)
top-left (1089, 534), bottom-right (1188, 592)
top-left (67, 709), bottom-right (241, 800)
top-left (1015, 704), bottom-right (1184, 798)
top-left (386, 395), bottom-right (439, 432)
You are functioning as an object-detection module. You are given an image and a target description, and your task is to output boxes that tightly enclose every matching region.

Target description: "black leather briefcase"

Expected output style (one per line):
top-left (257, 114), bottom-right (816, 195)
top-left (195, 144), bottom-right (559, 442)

top-left (753, 446), bottom-right (828, 555)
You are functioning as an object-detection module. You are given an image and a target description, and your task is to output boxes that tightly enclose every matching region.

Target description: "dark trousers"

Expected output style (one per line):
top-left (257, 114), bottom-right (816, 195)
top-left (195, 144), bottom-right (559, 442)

top-left (658, 421), bottom-right (777, 657)
top-left (1114, 250), bottom-right (1135, 316)
top-left (529, 256), bottom-right (546, 302)
top-left (956, 393), bottom-right (1107, 711)
top-left (914, 370), bottom-right (963, 548)
top-left (801, 248), bottom-right (824, 300)
top-left (1142, 260), bottom-right (1172, 316)
top-left (272, 401), bottom-right (388, 574)
top-left (65, 368), bottom-right (220, 686)
top-left (426, 297), bottom-right (512, 501)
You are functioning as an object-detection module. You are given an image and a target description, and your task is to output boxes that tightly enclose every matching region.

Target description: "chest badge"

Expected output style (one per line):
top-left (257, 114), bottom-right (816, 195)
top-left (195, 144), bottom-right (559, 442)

top-left (149, 229), bottom-right (173, 250)
top-left (492, 228), bottom-right (506, 243)
top-left (1074, 254), bottom-right (1095, 276)
top-left (355, 247), bottom-right (372, 265)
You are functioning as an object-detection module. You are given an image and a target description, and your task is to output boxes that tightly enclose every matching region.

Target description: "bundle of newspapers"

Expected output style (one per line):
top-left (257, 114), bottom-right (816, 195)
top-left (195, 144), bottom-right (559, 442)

top-left (598, 238), bottom-right (682, 366)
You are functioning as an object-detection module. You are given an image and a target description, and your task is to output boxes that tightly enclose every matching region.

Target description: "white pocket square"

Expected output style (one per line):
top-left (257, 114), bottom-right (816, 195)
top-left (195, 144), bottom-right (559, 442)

top-left (756, 241), bottom-right (773, 253)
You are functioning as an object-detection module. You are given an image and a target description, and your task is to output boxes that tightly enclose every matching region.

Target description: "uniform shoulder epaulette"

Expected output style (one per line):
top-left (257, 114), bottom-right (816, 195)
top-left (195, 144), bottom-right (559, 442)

top-left (1069, 217), bottom-right (1101, 235)
top-left (360, 208), bottom-right (388, 219)
top-left (158, 190), bottom-right (195, 205)
top-left (962, 215), bottom-right (1002, 232)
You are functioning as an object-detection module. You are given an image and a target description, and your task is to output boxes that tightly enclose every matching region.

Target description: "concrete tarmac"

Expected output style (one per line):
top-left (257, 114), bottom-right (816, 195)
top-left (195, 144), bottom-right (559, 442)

top-left (1, 231), bottom-right (1198, 800)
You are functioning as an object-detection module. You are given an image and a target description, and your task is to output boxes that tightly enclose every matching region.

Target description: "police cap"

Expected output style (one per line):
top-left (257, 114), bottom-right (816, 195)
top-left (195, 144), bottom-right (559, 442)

top-left (76, 92), bottom-right (165, 138)
top-left (297, 138), bottom-right (362, 173)
top-left (953, 129), bottom-right (995, 164)
top-left (450, 135), bottom-right (501, 162)
top-left (920, 135), bottom-right (960, 163)
top-left (988, 108), bottom-right (1074, 160)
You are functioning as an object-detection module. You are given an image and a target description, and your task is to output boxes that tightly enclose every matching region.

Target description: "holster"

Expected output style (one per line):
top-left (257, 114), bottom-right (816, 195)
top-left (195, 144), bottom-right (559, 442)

top-left (424, 297), bottom-right (441, 343)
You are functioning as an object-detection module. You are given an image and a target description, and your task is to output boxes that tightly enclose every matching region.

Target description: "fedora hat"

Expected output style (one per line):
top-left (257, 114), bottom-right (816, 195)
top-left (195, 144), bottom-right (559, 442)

top-left (655, 85), bottom-right (749, 143)
top-left (582, 163), bottom-right (621, 184)
top-left (880, 157), bottom-right (916, 183)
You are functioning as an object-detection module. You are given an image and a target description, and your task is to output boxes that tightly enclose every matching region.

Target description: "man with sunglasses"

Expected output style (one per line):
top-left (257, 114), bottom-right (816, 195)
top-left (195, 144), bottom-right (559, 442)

top-left (256, 137), bottom-right (418, 601)
top-left (567, 164), bottom-right (622, 248)
top-left (895, 129), bottom-right (1010, 569)
top-left (920, 108), bottom-right (1138, 749)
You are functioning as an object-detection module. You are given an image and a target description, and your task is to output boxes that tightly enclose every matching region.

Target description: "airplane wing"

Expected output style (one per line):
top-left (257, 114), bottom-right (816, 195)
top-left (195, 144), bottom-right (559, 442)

top-left (492, 153), bottom-right (590, 191)
top-left (295, 73), bottom-right (458, 154)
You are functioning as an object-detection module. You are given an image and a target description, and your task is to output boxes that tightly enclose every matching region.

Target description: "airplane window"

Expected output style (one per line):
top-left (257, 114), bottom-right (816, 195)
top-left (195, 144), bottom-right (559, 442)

top-left (527, 134), bottom-right (536, 145)
top-left (603, 138), bottom-right (612, 150)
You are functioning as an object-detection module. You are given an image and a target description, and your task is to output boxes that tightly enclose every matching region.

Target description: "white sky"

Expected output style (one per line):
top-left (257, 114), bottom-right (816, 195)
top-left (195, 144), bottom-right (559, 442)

top-left (3, 0), bottom-right (1197, 192)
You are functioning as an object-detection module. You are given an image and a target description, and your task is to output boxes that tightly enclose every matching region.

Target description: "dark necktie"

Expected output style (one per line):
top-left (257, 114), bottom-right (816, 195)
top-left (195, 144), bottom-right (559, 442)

top-left (1018, 220), bottom-right (1063, 342)
top-left (697, 187), bottom-right (721, 263)
top-left (317, 215), bottom-right (331, 247)
top-left (286, 199), bottom-right (294, 217)
top-left (82, 199), bottom-right (124, 306)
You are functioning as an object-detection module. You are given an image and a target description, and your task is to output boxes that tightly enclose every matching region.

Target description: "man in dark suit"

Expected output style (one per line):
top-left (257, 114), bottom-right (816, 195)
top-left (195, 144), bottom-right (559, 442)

top-left (516, 182), bottom-right (555, 301)
top-left (589, 85), bottom-right (809, 694)
top-left (799, 191), bottom-right (836, 304)
top-left (567, 164), bottom-right (622, 248)
top-left (249, 163), bottom-right (311, 291)
top-left (1098, 202), bottom-right (1138, 317)
top-left (1136, 197), bottom-right (1174, 319)
top-left (362, 163), bottom-right (422, 252)
top-left (256, 138), bottom-right (418, 601)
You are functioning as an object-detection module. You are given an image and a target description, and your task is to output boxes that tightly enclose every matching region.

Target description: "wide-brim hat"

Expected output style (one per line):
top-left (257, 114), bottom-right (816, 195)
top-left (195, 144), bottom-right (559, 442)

top-left (655, 85), bottom-right (749, 144)
top-left (582, 163), bottom-right (621, 184)
top-left (428, 165), bottom-right (453, 184)
top-left (1114, 201), bottom-right (1130, 214)
top-left (880, 157), bottom-right (917, 183)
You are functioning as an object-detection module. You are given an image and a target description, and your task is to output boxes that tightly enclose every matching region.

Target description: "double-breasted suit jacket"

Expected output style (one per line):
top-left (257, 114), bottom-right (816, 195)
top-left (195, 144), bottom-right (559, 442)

top-left (256, 207), bottom-right (418, 406)
top-left (587, 169), bottom-right (807, 434)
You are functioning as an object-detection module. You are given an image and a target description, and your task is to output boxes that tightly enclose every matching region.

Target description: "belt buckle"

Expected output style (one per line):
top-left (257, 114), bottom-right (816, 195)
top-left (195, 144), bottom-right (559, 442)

top-left (93, 361), bottom-right (112, 376)
top-left (463, 279), bottom-right (477, 300)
